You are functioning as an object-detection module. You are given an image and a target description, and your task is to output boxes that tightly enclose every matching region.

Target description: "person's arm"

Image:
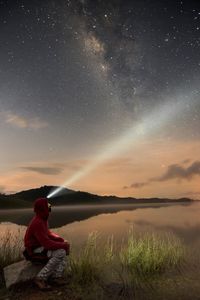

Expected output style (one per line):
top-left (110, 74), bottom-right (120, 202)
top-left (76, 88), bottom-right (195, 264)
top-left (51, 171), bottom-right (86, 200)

top-left (34, 221), bottom-right (69, 251)
top-left (47, 229), bottom-right (64, 242)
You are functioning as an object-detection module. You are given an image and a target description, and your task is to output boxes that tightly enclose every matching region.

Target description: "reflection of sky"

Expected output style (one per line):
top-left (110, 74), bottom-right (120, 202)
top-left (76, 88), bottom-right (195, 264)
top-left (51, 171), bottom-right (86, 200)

top-left (55, 203), bottom-right (200, 248)
top-left (0, 1), bottom-right (200, 199)
top-left (1, 203), bottom-right (200, 250)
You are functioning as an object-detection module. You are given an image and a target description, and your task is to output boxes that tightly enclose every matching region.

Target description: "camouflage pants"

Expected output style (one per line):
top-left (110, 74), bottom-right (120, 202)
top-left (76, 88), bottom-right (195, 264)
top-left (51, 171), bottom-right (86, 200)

top-left (34, 248), bottom-right (66, 280)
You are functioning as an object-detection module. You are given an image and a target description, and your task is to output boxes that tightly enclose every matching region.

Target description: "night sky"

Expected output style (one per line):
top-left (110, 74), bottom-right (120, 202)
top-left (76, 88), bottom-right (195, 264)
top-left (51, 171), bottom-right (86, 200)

top-left (0, 0), bottom-right (200, 198)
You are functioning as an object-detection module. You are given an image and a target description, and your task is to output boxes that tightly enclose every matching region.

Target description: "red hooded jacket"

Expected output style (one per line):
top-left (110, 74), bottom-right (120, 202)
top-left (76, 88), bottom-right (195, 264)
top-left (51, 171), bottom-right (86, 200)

top-left (24, 198), bottom-right (70, 256)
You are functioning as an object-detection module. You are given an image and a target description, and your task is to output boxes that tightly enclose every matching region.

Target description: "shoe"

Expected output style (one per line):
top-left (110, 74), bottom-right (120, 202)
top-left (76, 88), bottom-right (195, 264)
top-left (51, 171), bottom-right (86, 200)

top-left (34, 277), bottom-right (52, 291)
top-left (50, 277), bottom-right (66, 286)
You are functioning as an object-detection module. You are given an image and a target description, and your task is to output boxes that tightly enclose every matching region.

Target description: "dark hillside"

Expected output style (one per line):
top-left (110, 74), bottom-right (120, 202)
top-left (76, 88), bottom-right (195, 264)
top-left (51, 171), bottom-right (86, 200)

top-left (0, 186), bottom-right (194, 209)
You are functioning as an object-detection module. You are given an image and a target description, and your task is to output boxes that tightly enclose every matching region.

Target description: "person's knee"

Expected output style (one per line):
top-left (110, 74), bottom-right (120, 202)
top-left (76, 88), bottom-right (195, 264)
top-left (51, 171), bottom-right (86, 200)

top-left (53, 248), bottom-right (66, 259)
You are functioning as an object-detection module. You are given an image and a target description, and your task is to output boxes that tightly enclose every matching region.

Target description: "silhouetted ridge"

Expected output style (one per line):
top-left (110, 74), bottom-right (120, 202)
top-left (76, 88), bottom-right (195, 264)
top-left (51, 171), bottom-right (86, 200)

top-left (0, 186), bottom-right (194, 209)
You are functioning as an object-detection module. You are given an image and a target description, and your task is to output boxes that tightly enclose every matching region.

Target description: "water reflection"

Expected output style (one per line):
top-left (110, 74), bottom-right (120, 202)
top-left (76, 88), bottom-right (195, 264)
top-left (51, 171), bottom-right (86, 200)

top-left (0, 202), bottom-right (190, 227)
top-left (55, 202), bottom-right (200, 248)
top-left (0, 202), bottom-right (200, 250)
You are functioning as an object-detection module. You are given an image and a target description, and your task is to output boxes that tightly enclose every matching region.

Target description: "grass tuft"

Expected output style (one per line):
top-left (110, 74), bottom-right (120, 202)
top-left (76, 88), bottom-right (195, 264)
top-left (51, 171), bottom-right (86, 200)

top-left (69, 232), bottom-right (102, 285)
top-left (0, 228), bottom-right (23, 269)
top-left (118, 230), bottom-right (185, 294)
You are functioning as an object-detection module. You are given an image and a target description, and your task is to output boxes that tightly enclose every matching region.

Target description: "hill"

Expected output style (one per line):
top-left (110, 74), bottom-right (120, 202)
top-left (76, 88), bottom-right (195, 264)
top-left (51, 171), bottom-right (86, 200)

top-left (0, 186), bottom-right (194, 209)
top-left (0, 193), bottom-right (31, 209)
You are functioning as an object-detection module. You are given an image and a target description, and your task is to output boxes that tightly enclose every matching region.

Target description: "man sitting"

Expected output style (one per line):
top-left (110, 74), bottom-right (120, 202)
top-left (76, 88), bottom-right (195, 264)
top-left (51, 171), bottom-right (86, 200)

top-left (24, 197), bottom-right (70, 290)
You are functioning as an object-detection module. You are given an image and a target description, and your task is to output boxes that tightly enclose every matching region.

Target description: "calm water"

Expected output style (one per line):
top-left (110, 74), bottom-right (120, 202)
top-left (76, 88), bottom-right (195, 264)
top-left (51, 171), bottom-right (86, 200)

top-left (0, 202), bottom-right (200, 249)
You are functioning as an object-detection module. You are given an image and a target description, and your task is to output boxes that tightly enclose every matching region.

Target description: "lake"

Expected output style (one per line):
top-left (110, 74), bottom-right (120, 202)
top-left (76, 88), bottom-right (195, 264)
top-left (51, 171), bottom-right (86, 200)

top-left (0, 201), bottom-right (200, 251)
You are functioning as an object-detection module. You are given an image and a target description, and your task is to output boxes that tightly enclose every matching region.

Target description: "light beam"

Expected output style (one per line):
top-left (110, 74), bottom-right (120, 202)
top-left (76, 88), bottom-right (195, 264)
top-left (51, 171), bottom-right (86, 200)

top-left (47, 95), bottom-right (194, 199)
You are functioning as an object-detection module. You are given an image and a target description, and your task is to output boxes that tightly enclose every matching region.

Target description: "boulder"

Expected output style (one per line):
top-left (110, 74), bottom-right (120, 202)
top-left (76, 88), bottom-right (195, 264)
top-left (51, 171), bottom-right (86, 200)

top-left (3, 260), bottom-right (44, 288)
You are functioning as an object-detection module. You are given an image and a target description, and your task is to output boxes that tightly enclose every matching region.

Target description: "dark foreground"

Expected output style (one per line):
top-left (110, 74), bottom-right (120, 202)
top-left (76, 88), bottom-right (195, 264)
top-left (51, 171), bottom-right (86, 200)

top-left (1, 270), bottom-right (200, 300)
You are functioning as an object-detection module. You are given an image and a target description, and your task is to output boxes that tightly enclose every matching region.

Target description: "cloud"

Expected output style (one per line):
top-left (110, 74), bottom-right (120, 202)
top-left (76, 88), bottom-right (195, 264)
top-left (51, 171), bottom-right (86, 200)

top-left (1, 111), bottom-right (48, 129)
top-left (130, 182), bottom-right (149, 188)
top-left (123, 181), bottom-right (149, 189)
top-left (125, 161), bottom-right (200, 189)
top-left (18, 160), bottom-right (90, 177)
top-left (182, 159), bottom-right (191, 164)
top-left (153, 161), bottom-right (200, 182)
top-left (21, 166), bottom-right (63, 175)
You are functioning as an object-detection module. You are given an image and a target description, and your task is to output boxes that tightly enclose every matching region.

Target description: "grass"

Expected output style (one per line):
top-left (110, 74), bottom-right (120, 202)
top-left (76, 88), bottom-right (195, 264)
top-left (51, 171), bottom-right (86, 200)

top-left (0, 228), bottom-right (23, 269)
top-left (69, 232), bottom-right (102, 285)
top-left (119, 230), bottom-right (184, 276)
top-left (68, 232), bottom-right (116, 286)
top-left (66, 230), bottom-right (186, 299)
top-left (0, 228), bottom-right (187, 299)
top-left (117, 230), bottom-right (185, 298)
top-left (0, 228), bottom-right (23, 289)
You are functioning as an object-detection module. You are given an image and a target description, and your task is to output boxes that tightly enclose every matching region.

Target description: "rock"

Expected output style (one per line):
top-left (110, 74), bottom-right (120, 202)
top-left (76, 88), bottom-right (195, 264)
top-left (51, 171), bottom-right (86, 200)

top-left (3, 260), bottom-right (44, 289)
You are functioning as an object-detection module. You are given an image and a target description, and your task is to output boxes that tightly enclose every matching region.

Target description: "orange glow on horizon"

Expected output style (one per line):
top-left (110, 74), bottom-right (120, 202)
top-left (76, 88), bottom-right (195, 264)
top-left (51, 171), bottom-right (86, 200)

top-left (1, 138), bottom-right (200, 200)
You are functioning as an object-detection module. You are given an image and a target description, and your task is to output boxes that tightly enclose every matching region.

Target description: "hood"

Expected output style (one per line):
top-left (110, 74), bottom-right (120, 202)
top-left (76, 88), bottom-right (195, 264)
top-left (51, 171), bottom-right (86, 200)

top-left (34, 197), bottom-right (49, 220)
